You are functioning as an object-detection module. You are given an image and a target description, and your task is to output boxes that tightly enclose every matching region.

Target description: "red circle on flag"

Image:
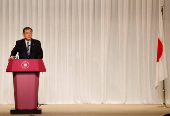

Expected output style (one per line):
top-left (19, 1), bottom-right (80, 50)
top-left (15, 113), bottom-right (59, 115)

top-left (157, 38), bottom-right (163, 62)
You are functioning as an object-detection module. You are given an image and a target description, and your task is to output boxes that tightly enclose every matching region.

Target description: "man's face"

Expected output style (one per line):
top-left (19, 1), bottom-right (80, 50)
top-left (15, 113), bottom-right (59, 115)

top-left (22, 29), bottom-right (32, 41)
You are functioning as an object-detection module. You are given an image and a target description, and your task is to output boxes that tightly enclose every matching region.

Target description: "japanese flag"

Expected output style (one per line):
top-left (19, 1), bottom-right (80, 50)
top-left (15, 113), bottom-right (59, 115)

top-left (155, 8), bottom-right (168, 88)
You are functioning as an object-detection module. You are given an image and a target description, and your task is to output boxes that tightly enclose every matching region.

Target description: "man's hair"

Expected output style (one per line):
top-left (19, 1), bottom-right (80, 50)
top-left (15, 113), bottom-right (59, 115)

top-left (23, 27), bottom-right (33, 33)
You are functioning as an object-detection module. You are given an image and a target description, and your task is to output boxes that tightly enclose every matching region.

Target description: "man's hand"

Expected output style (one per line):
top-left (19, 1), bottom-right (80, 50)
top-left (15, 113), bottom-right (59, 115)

top-left (8, 56), bottom-right (14, 62)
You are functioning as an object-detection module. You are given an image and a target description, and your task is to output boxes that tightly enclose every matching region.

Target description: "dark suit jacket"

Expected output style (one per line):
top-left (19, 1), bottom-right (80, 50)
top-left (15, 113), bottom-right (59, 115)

top-left (11, 38), bottom-right (43, 59)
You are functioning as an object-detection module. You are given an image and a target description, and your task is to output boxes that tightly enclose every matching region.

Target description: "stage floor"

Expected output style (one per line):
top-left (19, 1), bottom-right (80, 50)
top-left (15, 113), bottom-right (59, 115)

top-left (0, 104), bottom-right (170, 116)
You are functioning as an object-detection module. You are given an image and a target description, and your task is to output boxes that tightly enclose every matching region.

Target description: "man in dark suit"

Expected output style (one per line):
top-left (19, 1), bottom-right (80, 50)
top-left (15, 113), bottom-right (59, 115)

top-left (8, 27), bottom-right (43, 61)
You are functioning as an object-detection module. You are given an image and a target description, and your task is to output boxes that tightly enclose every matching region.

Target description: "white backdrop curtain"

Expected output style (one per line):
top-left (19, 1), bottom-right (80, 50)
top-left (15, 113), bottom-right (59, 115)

top-left (0, 0), bottom-right (170, 104)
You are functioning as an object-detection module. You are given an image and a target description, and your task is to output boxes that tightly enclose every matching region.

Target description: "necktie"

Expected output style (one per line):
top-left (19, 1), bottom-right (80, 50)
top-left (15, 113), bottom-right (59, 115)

top-left (27, 42), bottom-right (30, 56)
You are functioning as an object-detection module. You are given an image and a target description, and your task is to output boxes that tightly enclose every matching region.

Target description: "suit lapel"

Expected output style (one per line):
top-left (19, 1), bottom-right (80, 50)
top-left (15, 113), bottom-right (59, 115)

top-left (22, 39), bottom-right (29, 58)
top-left (22, 39), bottom-right (27, 52)
top-left (30, 39), bottom-right (34, 56)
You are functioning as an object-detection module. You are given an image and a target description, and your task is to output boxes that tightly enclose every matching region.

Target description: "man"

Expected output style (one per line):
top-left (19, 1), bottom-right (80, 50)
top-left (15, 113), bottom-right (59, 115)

top-left (8, 27), bottom-right (43, 61)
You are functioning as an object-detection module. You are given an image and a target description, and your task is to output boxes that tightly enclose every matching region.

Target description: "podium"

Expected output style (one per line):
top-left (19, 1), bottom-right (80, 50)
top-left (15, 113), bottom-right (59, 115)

top-left (6, 59), bottom-right (46, 114)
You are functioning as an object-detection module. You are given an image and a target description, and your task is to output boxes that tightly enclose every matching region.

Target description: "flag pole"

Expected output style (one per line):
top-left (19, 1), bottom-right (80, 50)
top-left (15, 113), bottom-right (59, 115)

top-left (163, 80), bottom-right (166, 107)
top-left (160, 5), bottom-right (166, 108)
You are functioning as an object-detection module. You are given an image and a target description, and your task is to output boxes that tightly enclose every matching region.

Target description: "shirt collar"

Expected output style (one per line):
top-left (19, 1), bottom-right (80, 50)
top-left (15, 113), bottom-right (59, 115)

top-left (25, 38), bottom-right (31, 44)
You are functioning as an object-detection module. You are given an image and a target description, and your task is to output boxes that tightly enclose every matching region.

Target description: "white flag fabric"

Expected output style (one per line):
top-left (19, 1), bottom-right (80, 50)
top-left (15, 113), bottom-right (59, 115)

top-left (155, 8), bottom-right (168, 88)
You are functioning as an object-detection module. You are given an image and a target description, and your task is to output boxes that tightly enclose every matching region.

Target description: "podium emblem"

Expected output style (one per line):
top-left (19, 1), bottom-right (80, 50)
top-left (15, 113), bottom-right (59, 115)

top-left (21, 61), bottom-right (29, 69)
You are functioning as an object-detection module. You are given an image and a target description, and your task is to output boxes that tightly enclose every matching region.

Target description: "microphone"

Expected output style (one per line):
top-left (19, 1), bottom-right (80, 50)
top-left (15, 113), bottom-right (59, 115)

top-left (29, 43), bottom-right (34, 47)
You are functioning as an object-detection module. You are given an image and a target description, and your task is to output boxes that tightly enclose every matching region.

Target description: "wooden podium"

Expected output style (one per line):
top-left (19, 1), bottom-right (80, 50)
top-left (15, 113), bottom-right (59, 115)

top-left (6, 59), bottom-right (46, 114)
